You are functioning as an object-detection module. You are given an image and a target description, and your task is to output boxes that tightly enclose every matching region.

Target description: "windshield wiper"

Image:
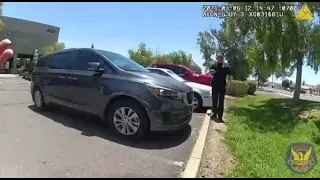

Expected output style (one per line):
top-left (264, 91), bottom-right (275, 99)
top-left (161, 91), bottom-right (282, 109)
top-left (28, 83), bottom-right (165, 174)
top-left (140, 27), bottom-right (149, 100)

top-left (125, 69), bottom-right (144, 72)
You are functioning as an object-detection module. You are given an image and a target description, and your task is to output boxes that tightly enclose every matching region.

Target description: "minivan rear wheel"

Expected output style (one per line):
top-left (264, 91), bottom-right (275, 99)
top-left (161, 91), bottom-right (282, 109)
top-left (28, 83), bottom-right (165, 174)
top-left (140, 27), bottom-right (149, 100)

top-left (107, 99), bottom-right (150, 140)
top-left (33, 87), bottom-right (47, 110)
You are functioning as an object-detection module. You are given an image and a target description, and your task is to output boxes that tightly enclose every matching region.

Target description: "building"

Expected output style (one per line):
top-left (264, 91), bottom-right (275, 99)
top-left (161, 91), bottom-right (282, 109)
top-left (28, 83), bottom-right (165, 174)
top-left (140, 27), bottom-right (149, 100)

top-left (189, 60), bottom-right (203, 74)
top-left (0, 16), bottom-right (60, 73)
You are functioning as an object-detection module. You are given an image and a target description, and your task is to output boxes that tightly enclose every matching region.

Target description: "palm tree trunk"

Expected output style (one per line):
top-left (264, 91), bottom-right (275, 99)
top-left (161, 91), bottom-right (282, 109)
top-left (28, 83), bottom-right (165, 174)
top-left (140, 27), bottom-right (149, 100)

top-left (293, 59), bottom-right (303, 101)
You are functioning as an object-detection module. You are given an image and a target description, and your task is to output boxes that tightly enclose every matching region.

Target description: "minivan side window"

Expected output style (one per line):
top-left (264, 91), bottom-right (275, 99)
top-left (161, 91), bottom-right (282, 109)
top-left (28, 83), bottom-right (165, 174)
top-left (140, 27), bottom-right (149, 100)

top-left (48, 53), bottom-right (72, 70)
top-left (72, 51), bottom-right (105, 71)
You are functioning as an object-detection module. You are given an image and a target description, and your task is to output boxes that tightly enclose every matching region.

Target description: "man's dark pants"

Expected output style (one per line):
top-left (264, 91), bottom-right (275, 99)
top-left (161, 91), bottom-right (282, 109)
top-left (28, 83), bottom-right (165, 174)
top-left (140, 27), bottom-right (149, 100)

top-left (211, 86), bottom-right (226, 119)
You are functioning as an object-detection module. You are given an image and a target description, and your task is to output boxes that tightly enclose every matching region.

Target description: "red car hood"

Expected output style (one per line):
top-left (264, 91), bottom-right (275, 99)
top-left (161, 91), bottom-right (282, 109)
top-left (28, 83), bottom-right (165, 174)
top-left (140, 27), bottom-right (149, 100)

top-left (198, 74), bottom-right (212, 78)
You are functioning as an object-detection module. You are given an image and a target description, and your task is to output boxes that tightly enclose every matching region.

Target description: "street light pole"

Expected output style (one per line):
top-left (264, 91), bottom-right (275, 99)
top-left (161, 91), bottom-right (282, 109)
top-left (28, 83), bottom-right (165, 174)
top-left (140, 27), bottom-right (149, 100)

top-left (33, 49), bottom-right (39, 64)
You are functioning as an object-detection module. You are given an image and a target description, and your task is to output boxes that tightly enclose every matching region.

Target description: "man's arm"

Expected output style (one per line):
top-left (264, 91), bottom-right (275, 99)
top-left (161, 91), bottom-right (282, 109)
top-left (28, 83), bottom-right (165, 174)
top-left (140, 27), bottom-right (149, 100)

top-left (225, 66), bottom-right (231, 74)
top-left (209, 64), bottom-right (217, 71)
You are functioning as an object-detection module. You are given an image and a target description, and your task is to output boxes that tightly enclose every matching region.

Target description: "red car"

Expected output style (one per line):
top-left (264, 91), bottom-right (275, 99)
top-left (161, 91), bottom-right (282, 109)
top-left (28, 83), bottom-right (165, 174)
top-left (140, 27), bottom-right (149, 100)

top-left (151, 63), bottom-right (212, 86)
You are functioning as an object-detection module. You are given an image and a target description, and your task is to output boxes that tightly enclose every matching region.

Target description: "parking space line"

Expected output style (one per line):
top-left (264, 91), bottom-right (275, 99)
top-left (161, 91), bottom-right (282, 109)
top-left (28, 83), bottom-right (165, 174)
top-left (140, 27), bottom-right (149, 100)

top-left (167, 160), bottom-right (184, 167)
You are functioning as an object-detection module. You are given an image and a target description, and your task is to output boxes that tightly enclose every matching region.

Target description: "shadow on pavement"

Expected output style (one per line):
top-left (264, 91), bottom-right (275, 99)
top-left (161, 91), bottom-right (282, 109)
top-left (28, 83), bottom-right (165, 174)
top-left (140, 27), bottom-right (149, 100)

top-left (195, 107), bottom-right (208, 113)
top-left (28, 105), bottom-right (191, 150)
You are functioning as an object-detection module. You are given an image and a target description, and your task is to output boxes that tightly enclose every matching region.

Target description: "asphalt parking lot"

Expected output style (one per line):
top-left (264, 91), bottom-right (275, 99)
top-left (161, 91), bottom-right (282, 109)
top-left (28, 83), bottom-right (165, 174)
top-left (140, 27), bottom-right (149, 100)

top-left (0, 77), bottom-right (206, 178)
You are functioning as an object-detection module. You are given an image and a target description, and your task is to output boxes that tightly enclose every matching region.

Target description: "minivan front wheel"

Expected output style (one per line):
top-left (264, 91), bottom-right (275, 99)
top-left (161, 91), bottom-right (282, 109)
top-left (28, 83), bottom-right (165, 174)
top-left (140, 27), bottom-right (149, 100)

top-left (107, 99), bottom-right (149, 140)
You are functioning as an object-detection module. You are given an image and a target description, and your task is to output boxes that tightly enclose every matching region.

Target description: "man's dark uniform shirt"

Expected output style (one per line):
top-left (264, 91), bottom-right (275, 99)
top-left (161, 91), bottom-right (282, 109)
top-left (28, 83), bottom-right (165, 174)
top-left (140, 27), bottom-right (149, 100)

top-left (210, 63), bottom-right (230, 90)
top-left (209, 62), bottom-right (230, 120)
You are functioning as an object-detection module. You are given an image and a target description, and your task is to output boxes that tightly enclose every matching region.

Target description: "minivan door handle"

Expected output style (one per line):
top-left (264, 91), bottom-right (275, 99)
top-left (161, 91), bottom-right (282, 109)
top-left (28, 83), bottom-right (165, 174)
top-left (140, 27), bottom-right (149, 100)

top-left (58, 76), bottom-right (66, 79)
top-left (68, 76), bottom-right (77, 81)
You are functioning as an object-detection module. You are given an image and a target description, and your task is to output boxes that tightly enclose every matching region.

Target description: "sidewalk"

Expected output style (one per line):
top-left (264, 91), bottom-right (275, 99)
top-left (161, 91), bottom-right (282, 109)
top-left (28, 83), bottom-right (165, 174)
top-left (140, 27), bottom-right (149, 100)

top-left (197, 97), bottom-right (235, 178)
top-left (0, 74), bottom-right (20, 78)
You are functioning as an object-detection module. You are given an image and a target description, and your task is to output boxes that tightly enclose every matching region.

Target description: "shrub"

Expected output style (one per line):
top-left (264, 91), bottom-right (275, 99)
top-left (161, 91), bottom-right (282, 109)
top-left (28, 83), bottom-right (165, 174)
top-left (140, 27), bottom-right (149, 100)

top-left (246, 80), bottom-right (257, 95)
top-left (226, 80), bottom-right (249, 97)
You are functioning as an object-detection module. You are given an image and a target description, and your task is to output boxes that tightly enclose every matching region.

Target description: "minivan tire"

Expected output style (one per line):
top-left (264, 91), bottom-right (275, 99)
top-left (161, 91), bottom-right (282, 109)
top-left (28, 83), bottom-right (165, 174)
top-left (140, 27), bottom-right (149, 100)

top-left (33, 87), bottom-right (47, 111)
top-left (107, 99), bottom-right (150, 140)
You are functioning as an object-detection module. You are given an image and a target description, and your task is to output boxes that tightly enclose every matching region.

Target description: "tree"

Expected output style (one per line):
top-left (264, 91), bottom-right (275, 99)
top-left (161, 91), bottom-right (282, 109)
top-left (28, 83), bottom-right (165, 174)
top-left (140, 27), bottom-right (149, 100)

top-left (211, 22), bottom-right (253, 80)
top-left (224, 2), bottom-right (320, 100)
top-left (42, 42), bottom-right (65, 55)
top-left (274, 65), bottom-right (295, 80)
top-left (282, 79), bottom-right (290, 89)
top-left (197, 30), bottom-right (216, 71)
top-left (128, 43), bottom-right (154, 66)
top-left (166, 50), bottom-right (192, 67)
top-left (0, 2), bottom-right (3, 32)
top-left (154, 54), bottom-right (172, 64)
top-left (128, 43), bottom-right (194, 67)
top-left (91, 44), bottom-right (94, 48)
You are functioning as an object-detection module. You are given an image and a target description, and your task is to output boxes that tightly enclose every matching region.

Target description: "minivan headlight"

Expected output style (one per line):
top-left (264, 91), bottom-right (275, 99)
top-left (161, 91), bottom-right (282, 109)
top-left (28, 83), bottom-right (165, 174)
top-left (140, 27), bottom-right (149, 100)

top-left (147, 85), bottom-right (183, 100)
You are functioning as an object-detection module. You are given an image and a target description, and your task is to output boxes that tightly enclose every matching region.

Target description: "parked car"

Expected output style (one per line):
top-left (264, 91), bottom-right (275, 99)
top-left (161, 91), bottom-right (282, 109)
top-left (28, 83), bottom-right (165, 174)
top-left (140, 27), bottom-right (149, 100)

top-left (147, 67), bottom-right (212, 112)
top-left (31, 48), bottom-right (194, 140)
top-left (22, 62), bottom-right (35, 80)
top-left (151, 63), bottom-right (212, 86)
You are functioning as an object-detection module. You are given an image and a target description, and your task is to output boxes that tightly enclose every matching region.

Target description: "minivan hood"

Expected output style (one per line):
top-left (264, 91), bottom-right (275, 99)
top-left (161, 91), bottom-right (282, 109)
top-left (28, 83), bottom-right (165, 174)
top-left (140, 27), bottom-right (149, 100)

top-left (128, 71), bottom-right (193, 92)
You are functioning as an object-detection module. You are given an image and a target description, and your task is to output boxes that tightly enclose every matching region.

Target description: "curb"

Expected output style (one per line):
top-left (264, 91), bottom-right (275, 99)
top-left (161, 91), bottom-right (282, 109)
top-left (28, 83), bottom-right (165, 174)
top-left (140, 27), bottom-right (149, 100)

top-left (181, 109), bottom-right (211, 178)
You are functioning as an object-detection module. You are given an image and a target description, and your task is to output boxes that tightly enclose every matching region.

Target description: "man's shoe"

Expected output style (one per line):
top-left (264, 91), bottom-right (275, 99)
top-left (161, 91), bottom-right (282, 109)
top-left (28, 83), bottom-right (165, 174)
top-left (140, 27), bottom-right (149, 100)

top-left (211, 113), bottom-right (217, 120)
top-left (216, 117), bottom-right (225, 123)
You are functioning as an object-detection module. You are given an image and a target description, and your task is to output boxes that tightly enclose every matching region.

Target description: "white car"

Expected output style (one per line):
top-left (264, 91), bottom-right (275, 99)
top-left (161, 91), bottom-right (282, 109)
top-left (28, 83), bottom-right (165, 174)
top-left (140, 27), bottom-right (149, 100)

top-left (147, 67), bottom-right (212, 111)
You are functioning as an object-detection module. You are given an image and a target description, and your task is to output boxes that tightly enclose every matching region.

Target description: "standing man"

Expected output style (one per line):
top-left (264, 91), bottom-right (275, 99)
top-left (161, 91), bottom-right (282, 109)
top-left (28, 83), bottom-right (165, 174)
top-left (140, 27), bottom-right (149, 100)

top-left (209, 54), bottom-right (230, 122)
top-left (4, 60), bottom-right (10, 74)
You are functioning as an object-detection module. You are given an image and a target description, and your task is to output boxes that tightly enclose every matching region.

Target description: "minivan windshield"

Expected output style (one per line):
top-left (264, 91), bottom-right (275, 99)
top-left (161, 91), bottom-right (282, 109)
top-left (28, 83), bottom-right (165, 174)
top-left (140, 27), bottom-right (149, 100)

top-left (97, 50), bottom-right (149, 72)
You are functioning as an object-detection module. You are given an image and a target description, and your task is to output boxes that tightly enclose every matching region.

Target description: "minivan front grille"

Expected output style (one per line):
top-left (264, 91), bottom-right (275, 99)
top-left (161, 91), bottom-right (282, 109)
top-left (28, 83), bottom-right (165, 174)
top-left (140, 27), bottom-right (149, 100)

top-left (186, 92), bottom-right (194, 105)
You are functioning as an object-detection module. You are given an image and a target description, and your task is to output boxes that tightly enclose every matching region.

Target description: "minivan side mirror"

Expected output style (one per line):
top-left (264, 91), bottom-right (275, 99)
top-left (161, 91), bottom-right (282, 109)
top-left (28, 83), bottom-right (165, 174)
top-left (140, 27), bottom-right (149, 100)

top-left (87, 62), bottom-right (105, 74)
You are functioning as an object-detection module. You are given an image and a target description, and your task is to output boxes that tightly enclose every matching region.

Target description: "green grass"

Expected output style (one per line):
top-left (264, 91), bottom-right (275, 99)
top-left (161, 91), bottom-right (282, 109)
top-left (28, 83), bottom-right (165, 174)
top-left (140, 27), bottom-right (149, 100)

top-left (225, 94), bottom-right (320, 178)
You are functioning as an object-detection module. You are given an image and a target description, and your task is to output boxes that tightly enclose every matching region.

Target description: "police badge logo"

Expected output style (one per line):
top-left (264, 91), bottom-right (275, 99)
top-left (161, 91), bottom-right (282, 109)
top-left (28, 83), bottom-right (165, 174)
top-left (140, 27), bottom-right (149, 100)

top-left (286, 143), bottom-right (317, 173)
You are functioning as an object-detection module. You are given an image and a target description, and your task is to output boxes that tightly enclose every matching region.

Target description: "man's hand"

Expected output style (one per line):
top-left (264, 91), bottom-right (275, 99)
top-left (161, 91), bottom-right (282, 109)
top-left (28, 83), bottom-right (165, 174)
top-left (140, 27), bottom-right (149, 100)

top-left (210, 69), bottom-right (217, 74)
top-left (0, 39), bottom-right (14, 66)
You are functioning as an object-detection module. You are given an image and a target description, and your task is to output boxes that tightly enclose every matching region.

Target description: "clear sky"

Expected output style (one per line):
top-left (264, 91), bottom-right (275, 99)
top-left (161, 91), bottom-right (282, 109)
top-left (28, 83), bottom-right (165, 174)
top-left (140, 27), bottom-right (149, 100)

top-left (3, 2), bottom-right (320, 85)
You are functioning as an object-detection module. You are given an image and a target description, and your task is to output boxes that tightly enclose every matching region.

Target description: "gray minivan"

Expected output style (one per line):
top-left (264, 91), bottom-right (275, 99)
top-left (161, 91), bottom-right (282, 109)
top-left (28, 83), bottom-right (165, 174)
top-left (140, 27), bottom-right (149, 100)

top-left (30, 48), bottom-right (194, 139)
